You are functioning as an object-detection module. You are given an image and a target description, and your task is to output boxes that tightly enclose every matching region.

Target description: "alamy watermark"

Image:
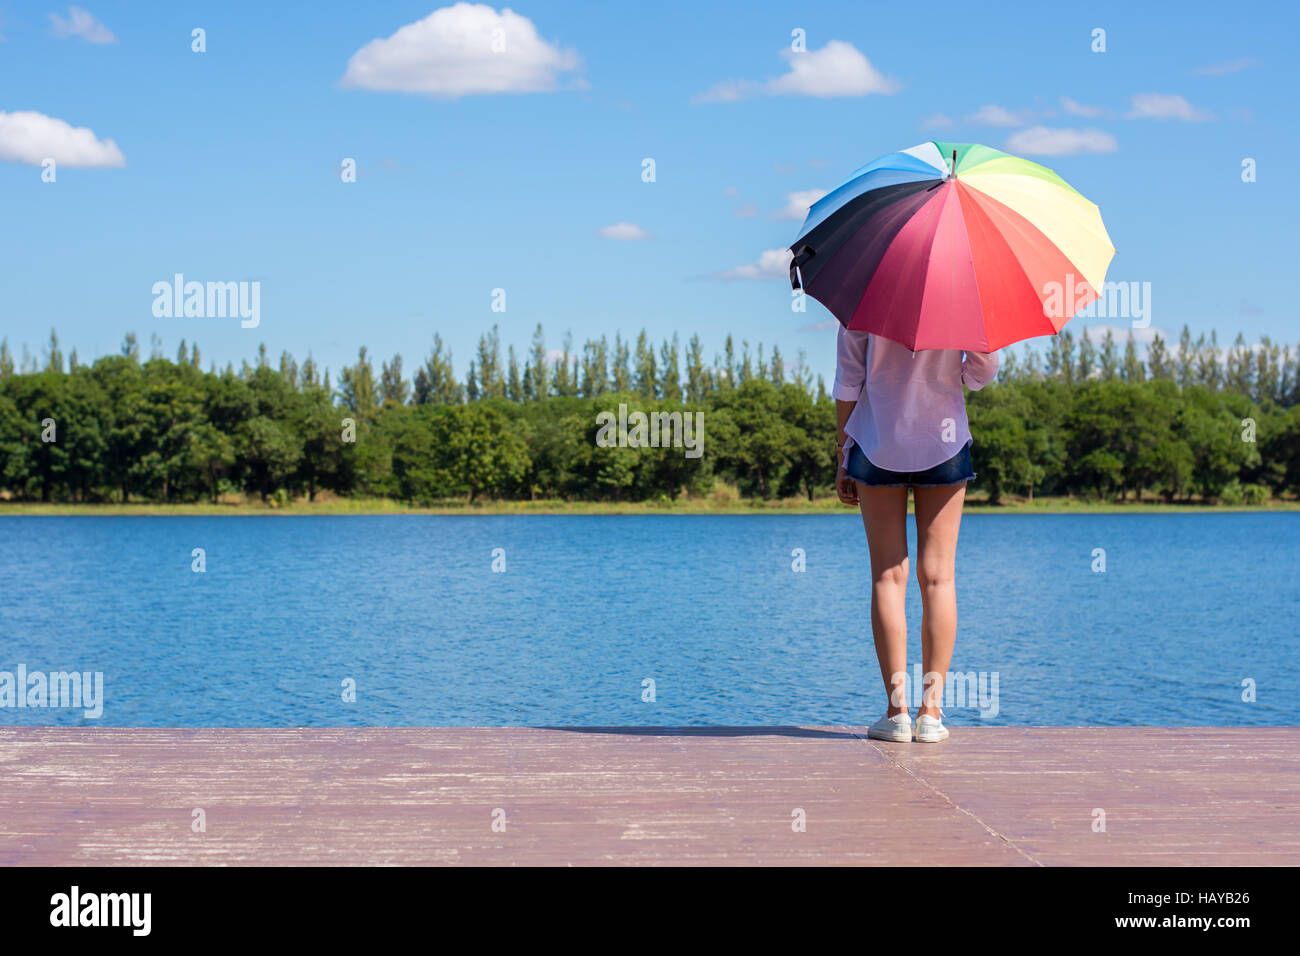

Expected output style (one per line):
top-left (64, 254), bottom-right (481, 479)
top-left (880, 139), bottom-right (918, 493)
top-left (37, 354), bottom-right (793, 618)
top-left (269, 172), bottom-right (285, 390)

top-left (891, 664), bottom-right (1000, 718)
top-left (1042, 274), bottom-right (1152, 328)
top-left (152, 273), bottom-right (260, 328)
top-left (595, 403), bottom-right (703, 459)
top-left (0, 665), bottom-right (103, 719)
top-left (50, 886), bottom-right (150, 936)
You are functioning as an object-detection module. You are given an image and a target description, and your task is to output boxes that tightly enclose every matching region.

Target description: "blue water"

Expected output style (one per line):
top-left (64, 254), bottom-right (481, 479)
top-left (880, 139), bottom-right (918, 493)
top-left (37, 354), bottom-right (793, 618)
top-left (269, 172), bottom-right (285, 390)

top-left (0, 514), bottom-right (1295, 727)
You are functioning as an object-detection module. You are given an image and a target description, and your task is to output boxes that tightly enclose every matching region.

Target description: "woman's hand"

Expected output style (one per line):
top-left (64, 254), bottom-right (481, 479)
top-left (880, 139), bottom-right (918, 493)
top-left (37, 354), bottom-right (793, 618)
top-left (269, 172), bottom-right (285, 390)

top-left (836, 463), bottom-right (859, 507)
top-left (834, 400), bottom-right (858, 507)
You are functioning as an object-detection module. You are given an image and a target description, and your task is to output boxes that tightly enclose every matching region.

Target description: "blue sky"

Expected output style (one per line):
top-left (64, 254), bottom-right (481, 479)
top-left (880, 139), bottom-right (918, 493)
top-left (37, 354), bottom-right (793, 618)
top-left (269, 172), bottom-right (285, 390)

top-left (1, 0), bottom-right (1296, 384)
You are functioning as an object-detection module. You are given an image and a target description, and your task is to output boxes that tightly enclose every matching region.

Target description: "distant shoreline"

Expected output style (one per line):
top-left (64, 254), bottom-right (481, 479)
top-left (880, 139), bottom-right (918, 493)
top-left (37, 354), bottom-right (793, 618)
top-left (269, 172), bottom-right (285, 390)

top-left (2, 496), bottom-right (1296, 516)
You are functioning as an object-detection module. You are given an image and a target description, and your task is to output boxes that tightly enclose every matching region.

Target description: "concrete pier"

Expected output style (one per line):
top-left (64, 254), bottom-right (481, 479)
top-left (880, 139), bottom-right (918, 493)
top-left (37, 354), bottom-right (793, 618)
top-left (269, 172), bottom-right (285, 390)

top-left (2, 726), bottom-right (1296, 865)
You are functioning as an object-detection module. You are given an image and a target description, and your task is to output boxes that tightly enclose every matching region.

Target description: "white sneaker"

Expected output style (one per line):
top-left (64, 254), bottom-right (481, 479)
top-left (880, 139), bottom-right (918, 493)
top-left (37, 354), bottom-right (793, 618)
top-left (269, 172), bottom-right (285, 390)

top-left (867, 712), bottom-right (913, 742)
top-left (914, 712), bottom-right (949, 743)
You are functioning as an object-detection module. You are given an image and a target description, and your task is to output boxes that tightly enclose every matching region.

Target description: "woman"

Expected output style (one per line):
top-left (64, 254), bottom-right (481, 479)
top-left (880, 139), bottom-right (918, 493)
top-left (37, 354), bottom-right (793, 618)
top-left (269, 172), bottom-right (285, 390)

top-left (834, 327), bottom-right (998, 743)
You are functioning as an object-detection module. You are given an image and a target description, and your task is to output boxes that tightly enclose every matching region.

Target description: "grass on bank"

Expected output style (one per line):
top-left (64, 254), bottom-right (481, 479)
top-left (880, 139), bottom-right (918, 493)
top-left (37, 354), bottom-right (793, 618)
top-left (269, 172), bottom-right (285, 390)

top-left (2, 485), bottom-right (1297, 516)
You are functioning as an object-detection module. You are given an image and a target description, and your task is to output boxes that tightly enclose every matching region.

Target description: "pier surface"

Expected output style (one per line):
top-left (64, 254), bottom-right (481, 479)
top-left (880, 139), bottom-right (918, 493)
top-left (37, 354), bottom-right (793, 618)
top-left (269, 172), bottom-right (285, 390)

top-left (1, 726), bottom-right (1296, 866)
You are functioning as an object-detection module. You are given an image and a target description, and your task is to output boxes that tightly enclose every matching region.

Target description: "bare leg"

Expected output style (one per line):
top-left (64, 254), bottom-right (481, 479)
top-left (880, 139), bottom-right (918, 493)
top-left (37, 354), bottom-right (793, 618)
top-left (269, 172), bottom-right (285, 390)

top-left (912, 482), bottom-right (966, 718)
top-left (857, 484), bottom-right (910, 716)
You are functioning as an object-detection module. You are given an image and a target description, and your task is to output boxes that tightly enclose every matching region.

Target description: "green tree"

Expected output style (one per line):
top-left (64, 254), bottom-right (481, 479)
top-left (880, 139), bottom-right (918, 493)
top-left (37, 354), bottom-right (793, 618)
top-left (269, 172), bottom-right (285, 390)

top-left (380, 354), bottom-right (410, 406)
top-left (633, 330), bottom-right (657, 398)
top-left (339, 347), bottom-right (379, 422)
top-left (239, 416), bottom-right (303, 501)
top-left (413, 335), bottom-right (462, 405)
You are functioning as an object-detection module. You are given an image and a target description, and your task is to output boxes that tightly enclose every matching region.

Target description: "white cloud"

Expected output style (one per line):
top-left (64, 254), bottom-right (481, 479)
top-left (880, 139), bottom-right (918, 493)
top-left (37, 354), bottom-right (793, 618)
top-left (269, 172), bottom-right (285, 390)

top-left (1004, 126), bottom-right (1118, 156)
top-left (920, 113), bottom-right (954, 130)
top-left (799, 319), bottom-right (838, 332)
top-left (722, 186), bottom-right (759, 217)
top-left (774, 188), bottom-right (826, 221)
top-left (1125, 93), bottom-right (1214, 121)
top-left (693, 41), bottom-right (898, 103)
top-left (1077, 324), bottom-right (1173, 348)
top-left (968, 104), bottom-right (1034, 127)
top-left (341, 3), bottom-right (580, 98)
top-left (597, 222), bottom-right (649, 240)
top-left (769, 41), bottom-right (899, 97)
top-left (0, 110), bottom-right (124, 167)
top-left (1194, 58), bottom-right (1256, 76)
top-left (49, 6), bottom-right (116, 44)
top-left (1060, 96), bottom-right (1104, 118)
top-left (715, 248), bottom-right (792, 281)
top-left (695, 80), bottom-right (749, 104)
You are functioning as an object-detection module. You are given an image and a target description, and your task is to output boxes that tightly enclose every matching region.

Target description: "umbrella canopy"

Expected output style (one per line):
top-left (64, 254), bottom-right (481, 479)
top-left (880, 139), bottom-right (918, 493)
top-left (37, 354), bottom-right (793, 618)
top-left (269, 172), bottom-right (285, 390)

top-left (788, 141), bottom-right (1114, 351)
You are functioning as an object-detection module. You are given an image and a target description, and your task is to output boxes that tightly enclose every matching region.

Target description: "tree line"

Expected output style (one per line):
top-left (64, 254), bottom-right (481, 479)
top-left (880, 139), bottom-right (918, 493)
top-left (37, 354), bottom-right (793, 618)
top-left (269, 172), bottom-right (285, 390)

top-left (1, 324), bottom-right (1297, 505)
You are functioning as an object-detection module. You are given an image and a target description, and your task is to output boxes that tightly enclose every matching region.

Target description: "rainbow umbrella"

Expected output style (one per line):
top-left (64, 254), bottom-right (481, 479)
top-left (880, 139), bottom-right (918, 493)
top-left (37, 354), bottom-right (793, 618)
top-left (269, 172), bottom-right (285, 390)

top-left (788, 141), bottom-right (1114, 351)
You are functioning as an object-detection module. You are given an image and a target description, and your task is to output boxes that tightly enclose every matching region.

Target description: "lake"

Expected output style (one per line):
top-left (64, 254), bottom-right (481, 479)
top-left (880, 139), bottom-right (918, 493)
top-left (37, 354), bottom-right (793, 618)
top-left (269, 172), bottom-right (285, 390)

top-left (0, 514), bottom-right (1295, 727)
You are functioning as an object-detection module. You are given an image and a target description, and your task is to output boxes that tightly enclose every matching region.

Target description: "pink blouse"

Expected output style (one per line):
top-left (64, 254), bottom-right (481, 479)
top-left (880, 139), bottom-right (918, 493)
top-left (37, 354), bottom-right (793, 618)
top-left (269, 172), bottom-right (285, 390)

top-left (833, 327), bottom-right (999, 473)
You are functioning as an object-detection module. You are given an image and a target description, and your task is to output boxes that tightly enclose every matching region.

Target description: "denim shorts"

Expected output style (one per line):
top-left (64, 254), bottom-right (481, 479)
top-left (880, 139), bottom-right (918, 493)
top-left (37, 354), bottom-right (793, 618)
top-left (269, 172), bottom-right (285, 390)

top-left (845, 440), bottom-right (976, 488)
